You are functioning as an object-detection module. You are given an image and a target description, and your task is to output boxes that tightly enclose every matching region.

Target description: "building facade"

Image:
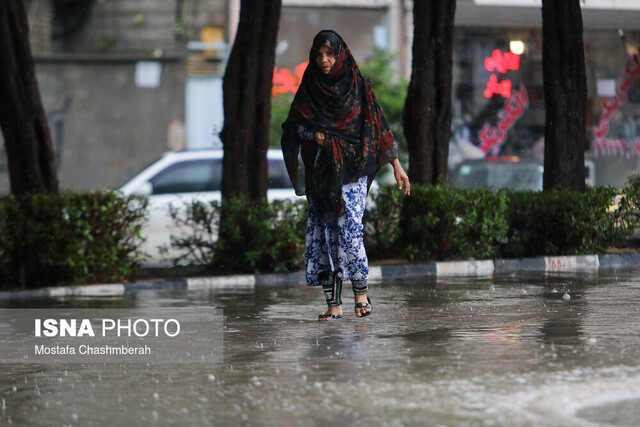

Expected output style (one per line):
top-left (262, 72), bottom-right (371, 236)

top-left (448, 0), bottom-right (640, 187)
top-left (1, 0), bottom-right (228, 193)
top-left (1, 0), bottom-right (639, 192)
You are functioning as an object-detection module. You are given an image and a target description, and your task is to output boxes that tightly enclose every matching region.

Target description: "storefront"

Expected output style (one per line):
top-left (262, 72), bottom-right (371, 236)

top-left (451, 0), bottom-right (640, 186)
top-left (270, 0), bottom-right (640, 187)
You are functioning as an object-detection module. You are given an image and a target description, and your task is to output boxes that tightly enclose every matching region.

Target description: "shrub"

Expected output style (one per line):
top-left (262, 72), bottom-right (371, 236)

top-left (363, 185), bottom-right (405, 259)
top-left (504, 186), bottom-right (639, 258)
top-left (0, 191), bottom-right (148, 289)
top-left (164, 197), bottom-right (307, 274)
top-left (399, 184), bottom-right (509, 261)
top-left (166, 182), bottom-right (640, 274)
top-left (624, 173), bottom-right (640, 223)
top-left (162, 200), bottom-right (220, 266)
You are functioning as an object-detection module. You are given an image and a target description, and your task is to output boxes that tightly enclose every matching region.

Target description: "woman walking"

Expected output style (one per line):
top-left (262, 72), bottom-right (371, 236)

top-left (281, 30), bottom-right (410, 321)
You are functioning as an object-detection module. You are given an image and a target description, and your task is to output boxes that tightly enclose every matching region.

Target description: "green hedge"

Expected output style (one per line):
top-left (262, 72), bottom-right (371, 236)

top-left (364, 183), bottom-right (639, 261)
top-left (163, 197), bottom-right (307, 274)
top-left (167, 183), bottom-right (640, 273)
top-left (0, 192), bottom-right (147, 289)
top-left (365, 184), bottom-right (509, 261)
top-left (504, 185), bottom-right (640, 257)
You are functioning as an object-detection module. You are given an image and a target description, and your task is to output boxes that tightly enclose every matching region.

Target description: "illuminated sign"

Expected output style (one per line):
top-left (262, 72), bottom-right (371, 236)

top-left (478, 85), bottom-right (529, 154)
top-left (593, 54), bottom-right (640, 157)
top-left (485, 49), bottom-right (520, 74)
top-left (272, 61), bottom-right (308, 96)
top-left (484, 74), bottom-right (512, 98)
top-left (484, 49), bottom-right (520, 98)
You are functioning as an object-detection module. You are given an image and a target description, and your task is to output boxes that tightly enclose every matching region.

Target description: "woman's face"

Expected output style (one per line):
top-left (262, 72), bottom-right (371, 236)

top-left (315, 44), bottom-right (336, 75)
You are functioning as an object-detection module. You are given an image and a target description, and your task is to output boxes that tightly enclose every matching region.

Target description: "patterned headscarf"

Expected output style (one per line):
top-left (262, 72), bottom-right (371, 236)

top-left (281, 30), bottom-right (397, 216)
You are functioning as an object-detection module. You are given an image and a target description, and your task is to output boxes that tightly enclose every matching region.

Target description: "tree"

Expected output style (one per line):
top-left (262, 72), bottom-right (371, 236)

top-left (220, 0), bottom-right (282, 202)
top-left (0, 0), bottom-right (58, 195)
top-left (541, 0), bottom-right (587, 191)
top-left (402, 0), bottom-right (456, 185)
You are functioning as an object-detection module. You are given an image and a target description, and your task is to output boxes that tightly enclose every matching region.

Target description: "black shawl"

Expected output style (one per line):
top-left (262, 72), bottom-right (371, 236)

top-left (281, 30), bottom-right (397, 217)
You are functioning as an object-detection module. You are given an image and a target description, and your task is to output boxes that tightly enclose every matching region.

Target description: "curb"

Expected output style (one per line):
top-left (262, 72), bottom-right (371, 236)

top-left (2, 252), bottom-right (640, 300)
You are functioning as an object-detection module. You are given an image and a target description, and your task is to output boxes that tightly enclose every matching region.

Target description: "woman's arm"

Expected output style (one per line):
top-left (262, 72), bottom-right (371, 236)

top-left (391, 158), bottom-right (411, 196)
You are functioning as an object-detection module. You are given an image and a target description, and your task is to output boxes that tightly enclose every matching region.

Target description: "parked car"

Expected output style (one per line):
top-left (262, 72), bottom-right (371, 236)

top-left (451, 159), bottom-right (544, 191)
top-left (451, 158), bottom-right (596, 191)
top-left (119, 149), bottom-right (303, 263)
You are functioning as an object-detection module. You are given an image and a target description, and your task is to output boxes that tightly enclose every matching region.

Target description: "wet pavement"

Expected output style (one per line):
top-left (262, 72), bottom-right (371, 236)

top-left (1, 269), bottom-right (640, 425)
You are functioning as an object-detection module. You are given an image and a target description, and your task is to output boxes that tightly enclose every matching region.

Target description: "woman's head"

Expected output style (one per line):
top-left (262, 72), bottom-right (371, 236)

top-left (315, 43), bottom-right (335, 75)
top-left (310, 30), bottom-right (346, 77)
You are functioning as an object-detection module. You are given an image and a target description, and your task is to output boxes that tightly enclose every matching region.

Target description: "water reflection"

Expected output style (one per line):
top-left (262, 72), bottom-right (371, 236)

top-left (2, 270), bottom-right (640, 425)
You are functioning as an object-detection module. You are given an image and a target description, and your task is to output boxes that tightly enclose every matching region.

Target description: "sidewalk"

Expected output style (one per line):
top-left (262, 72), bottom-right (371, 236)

top-left (2, 251), bottom-right (640, 300)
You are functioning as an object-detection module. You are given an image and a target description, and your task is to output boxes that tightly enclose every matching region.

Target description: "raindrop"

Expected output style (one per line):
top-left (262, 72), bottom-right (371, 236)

top-left (208, 374), bottom-right (215, 381)
top-left (587, 338), bottom-right (597, 344)
top-left (71, 413), bottom-right (78, 421)
top-left (551, 288), bottom-right (558, 293)
top-left (153, 392), bottom-right (159, 401)
top-left (2, 398), bottom-right (5, 411)
top-left (562, 292), bottom-right (571, 301)
top-left (152, 410), bottom-right (158, 422)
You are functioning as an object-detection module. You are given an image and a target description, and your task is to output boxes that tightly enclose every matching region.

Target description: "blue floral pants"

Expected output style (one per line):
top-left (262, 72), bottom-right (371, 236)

top-left (305, 176), bottom-right (369, 301)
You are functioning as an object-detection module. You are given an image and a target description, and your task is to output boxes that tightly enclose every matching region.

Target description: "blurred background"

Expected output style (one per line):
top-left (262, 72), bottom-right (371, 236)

top-left (1, 0), bottom-right (639, 193)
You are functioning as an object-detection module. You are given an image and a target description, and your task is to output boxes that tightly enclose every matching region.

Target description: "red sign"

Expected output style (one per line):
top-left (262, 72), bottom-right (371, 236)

top-left (483, 49), bottom-right (520, 99)
top-left (478, 85), bottom-right (529, 154)
top-left (485, 49), bottom-right (520, 74)
top-left (484, 74), bottom-right (512, 98)
top-left (593, 54), bottom-right (640, 157)
top-left (593, 54), bottom-right (639, 143)
top-left (272, 61), bottom-right (308, 96)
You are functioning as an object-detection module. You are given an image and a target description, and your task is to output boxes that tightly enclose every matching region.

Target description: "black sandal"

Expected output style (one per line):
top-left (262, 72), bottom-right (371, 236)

top-left (318, 313), bottom-right (343, 321)
top-left (355, 297), bottom-right (372, 317)
top-left (318, 272), bottom-right (343, 321)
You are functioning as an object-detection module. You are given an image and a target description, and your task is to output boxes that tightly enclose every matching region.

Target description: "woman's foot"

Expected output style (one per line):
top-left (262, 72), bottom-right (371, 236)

top-left (354, 294), bottom-right (372, 317)
top-left (318, 305), bottom-right (343, 321)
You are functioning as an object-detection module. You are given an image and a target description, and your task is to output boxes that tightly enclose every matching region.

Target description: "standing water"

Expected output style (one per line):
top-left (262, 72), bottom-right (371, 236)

top-left (1, 269), bottom-right (640, 425)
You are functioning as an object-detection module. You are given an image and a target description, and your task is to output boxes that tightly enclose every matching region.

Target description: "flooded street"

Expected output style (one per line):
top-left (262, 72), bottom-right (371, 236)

top-left (1, 270), bottom-right (640, 425)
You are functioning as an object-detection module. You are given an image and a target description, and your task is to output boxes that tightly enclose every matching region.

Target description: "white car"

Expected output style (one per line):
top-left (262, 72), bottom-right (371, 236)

top-left (119, 149), bottom-right (303, 263)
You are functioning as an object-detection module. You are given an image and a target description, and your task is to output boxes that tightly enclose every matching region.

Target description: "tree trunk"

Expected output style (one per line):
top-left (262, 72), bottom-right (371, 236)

top-left (402, 0), bottom-right (456, 185)
top-left (0, 0), bottom-right (58, 195)
top-left (220, 0), bottom-right (281, 202)
top-left (542, 0), bottom-right (586, 191)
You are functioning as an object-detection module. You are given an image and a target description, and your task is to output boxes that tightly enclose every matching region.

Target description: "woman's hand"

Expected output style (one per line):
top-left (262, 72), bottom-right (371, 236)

top-left (315, 131), bottom-right (329, 147)
top-left (391, 158), bottom-right (411, 196)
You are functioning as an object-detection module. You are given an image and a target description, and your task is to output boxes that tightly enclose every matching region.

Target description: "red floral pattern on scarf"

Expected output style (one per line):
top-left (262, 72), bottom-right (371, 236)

top-left (281, 30), bottom-right (397, 217)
